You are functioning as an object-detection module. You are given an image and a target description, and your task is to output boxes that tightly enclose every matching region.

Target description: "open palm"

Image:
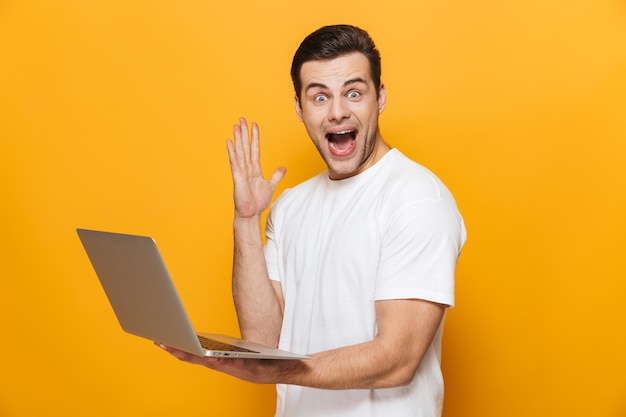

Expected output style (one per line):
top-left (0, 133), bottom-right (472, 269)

top-left (226, 118), bottom-right (286, 219)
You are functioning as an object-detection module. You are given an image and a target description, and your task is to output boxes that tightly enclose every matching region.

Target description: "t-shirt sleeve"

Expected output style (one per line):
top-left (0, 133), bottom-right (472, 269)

top-left (264, 204), bottom-right (281, 282)
top-left (375, 198), bottom-right (466, 307)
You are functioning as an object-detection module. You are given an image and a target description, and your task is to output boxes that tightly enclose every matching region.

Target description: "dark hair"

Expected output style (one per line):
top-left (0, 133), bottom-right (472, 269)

top-left (290, 24), bottom-right (382, 100)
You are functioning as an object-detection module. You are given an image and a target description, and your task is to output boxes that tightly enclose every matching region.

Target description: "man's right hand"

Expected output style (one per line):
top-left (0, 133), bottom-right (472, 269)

top-left (226, 118), bottom-right (286, 219)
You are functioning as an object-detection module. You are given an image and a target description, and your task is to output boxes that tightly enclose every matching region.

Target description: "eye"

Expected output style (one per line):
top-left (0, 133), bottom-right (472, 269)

top-left (347, 91), bottom-right (360, 99)
top-left (314, 95), bottom-right (328, 102)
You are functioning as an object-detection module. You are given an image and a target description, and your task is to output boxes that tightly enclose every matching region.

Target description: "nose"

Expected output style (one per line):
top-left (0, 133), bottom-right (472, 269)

top-left (327, 98), bottom-right (350, 122)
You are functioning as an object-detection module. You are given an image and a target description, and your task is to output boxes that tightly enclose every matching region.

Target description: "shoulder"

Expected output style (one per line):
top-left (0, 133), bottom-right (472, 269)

top-left (378, 149), bottom-right (455, 205)
top-left (377, 150), bottom-right (465, 236)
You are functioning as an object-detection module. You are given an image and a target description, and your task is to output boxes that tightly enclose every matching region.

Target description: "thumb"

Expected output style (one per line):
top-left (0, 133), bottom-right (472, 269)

top-left (268, 166), bottom-right (287, 189)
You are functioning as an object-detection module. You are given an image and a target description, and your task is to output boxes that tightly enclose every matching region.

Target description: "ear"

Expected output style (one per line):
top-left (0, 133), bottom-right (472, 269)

top-left (378, 83), bottom-right (387, 114)
top-left (294, 95), bottom-right (303, 122)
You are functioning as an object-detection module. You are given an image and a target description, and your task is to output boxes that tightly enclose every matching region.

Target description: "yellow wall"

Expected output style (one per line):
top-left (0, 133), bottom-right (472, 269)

top-left (1, 1), bottom-right (625, 416)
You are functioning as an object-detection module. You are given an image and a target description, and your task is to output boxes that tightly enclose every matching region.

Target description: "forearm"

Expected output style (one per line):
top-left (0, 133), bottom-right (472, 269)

top-left (232, 214), bottom-right (283, 346)
top-left (161, 332), bottom-right (429, 390)
top-left (268, 299), bottom-right (446, 389)
top-left (274, 338), bottom-right (419, 390)
top-left (166, 337), bottom-right (418, 389)
top-left (163, 300), bottom-right (444, 390)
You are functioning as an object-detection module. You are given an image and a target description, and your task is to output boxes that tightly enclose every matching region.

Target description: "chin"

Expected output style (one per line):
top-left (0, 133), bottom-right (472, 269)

top-left (327, 162), bottom-right (361, 180)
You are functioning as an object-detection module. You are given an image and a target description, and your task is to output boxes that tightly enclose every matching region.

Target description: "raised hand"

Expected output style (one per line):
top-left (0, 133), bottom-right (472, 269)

top-left (226, 118), bottom-right (286, 219)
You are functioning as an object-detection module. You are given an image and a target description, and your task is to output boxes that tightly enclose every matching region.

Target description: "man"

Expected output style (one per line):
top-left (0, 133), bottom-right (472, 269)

top-left (161, 24), bottom-right (466, 417)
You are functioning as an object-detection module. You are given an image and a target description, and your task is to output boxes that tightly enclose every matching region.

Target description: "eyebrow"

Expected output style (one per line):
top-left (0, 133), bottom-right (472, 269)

top-left (304, 77), bottom-right (368, 94)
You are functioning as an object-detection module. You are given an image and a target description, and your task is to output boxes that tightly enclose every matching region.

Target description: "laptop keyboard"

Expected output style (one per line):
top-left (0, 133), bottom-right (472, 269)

top-left (197, 335), bottom-right (258, 353)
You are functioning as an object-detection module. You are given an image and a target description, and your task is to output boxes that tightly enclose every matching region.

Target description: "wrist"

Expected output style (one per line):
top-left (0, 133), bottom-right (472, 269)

top-left (233, 213), bottom-right (263, 232)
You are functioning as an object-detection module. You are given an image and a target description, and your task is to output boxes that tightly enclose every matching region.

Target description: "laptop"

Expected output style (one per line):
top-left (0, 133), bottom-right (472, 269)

top-left (77, 228), bottom-right (309, 360)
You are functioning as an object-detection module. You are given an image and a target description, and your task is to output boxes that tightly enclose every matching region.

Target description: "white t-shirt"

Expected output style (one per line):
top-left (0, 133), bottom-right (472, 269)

top-left (264, 149), bottom-right (466, 417)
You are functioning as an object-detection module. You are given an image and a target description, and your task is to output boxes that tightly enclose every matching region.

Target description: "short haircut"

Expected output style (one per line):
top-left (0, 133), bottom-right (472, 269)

top-left (290, 24), bottom-right (382, 100)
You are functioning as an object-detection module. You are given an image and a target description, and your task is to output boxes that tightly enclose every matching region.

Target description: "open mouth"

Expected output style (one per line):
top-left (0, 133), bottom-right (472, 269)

top-left (326, 130), bottom-right (357, 155)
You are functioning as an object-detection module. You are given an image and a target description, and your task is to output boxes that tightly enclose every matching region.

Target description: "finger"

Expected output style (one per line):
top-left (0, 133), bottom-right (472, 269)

top-left (239, 117), bottom-right (252, 164)
top-left (250, 121), bottom-right (262, 174)
top-left (226, 139), bottom-right (240, 176)
top-left (159, 344), bottom-right (205, 365)
top-left (232, 123), bottom-right (246, 169)
top-left (269, 166), bottom-right (287, 190)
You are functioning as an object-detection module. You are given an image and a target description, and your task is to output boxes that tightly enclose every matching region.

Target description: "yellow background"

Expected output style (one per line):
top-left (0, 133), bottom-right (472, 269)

top-left (1, 1), bottom-right (625, 416)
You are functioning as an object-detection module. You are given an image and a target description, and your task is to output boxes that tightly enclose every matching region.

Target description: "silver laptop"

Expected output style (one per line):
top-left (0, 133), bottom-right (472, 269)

top-left (77, 228), bottom-right (309, 360)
